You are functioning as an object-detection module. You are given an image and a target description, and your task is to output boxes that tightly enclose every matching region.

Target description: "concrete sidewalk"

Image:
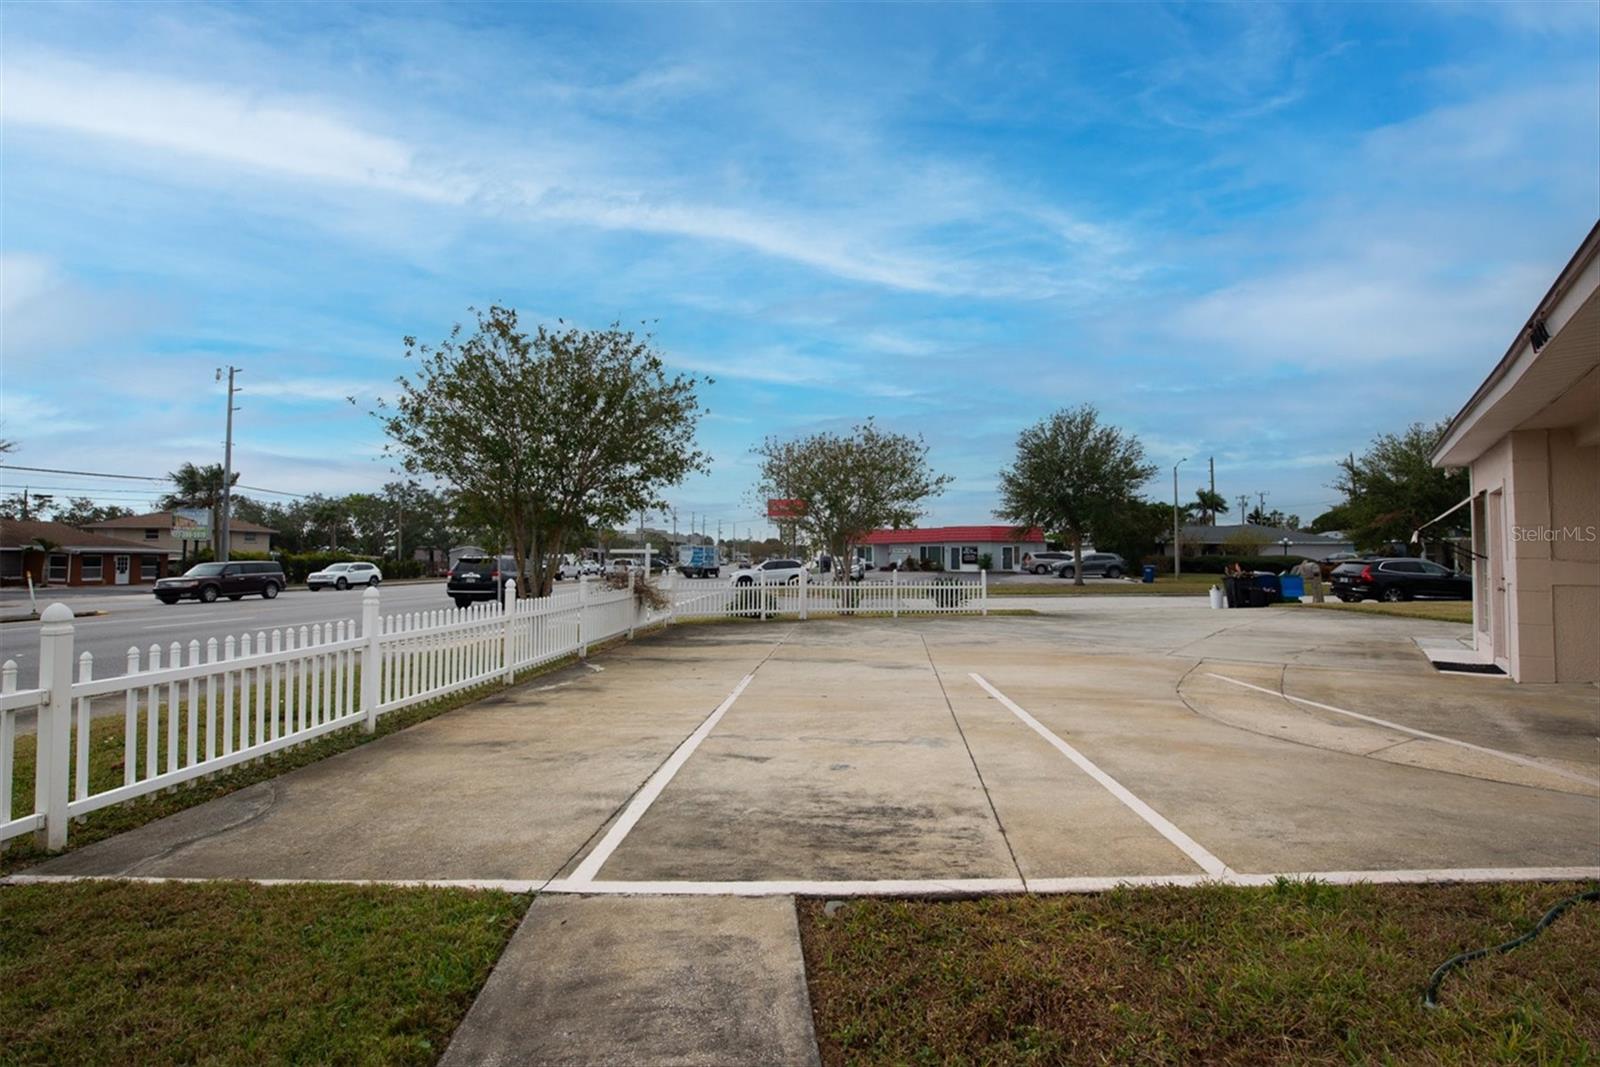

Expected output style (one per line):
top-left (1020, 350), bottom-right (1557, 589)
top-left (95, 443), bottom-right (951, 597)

top-left (442, 895), bottom-right (820, 1066)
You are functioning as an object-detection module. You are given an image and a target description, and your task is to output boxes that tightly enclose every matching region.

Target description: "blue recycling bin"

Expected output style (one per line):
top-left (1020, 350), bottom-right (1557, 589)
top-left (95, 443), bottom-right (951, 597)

top-left (1250, 573), bottom-right (1282, 606)
top-left (1279, 574), bottom-right (1304, 600)
top-left (1141, 564), bottom-right (1156, 583)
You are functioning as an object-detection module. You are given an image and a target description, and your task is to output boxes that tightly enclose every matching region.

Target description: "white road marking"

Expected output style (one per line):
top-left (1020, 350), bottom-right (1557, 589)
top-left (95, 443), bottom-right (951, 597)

top-left (1205, 672), bottom-right (1600, 788)
top-left (968, 672), bottom-right (1232, 879)
top-left (10, 866), bottom-right (1598, 895)
top-left (566, 672), bottom-right (757, 883)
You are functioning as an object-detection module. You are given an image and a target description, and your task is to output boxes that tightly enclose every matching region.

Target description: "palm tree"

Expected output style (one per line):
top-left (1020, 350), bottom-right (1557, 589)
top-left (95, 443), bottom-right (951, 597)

top-left (158, 462), bottom-right (239, 557)
top-left (24, 536), bottom-right (61, 587)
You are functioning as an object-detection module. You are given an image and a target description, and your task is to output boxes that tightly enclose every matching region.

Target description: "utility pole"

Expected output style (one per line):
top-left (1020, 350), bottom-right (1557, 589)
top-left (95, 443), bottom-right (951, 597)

top-left (1173, 457), bottom-right (1187, 577)
top-left (1208, 456), bottom-right (1216, 524)
top-left (1236, 494), bottom-right (1250, 521)
top-left (717, 519), bottom-right (722, 548)
top-left (216, 366), bottom-right (240, 562)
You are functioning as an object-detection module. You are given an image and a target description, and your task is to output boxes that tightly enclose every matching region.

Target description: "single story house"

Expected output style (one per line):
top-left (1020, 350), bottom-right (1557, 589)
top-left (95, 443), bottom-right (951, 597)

top-left (1179, 523), bottom-right (1356, 561)
top-left (857, 525), bottom-right (1047, 572)
top-left (82, 511), bottom-right (277, 560)
top-left (1, 519), bottom-right (173, 587)
top-left (1431, 221), bottom-right (1599, 683)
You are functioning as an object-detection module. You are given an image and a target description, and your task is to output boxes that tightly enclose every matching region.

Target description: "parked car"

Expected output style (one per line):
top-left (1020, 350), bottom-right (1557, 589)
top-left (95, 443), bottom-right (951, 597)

top-left (154, 560), bottom-right (285, 604)
top-left (447, 554), bottom-right (518, 608)
top-left (307, 561), bottom-right (383, 590)
top-left (1316, 551), bottom-right (1368, 581)
top-left (1022, 551), bottom-right (1074, 575)
top-left (1052, 552), bottom-right (1129, 579)
top-left (731, 558), bottom-right (805, 585)
top-left (1329, 558), bottom-right (1472, 602)
top-left (556, 559), bottom-right (602, 580)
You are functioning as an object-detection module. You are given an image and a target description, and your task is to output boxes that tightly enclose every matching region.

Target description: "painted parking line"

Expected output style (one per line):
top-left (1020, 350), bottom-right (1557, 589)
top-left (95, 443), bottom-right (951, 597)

top-left (566, 673), bottom-right (757, 883)
top-left (1205, 672), bottom-right (1600, 788)
top-left (968, 672), bottom-right (1232, 879)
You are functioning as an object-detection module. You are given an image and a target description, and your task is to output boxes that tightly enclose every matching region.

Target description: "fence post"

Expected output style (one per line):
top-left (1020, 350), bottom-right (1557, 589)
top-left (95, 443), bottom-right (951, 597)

top-left (503, 579), bottom-right (517, 685)
top-left (980, 568), bottom-right (988, 615)
top-left (759, 571), bottom-right (768, 622)
top-left (627, 565), bottom-right (637, 639)
top-left (578, 575), bottom-right (590, 658)
top-left (892, 567), bottom-right (899, 619)
top-left (35, 603), bottom-right (74, 850)
top-left (798, 565), bottom-right (808, 621)
top-left (361, 585), bottom-right (381, 734)
top-left (667, 568), bottom-right (677, 625)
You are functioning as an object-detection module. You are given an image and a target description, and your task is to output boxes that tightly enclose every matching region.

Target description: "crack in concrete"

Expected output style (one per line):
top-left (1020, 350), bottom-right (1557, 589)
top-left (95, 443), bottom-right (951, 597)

top-left (122, 779), bottom-right (283, 876)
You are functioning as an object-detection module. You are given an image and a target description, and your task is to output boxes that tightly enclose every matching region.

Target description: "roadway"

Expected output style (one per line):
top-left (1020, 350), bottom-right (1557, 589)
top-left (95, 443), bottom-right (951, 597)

top-left (0, 582), bottom-right (452, 689)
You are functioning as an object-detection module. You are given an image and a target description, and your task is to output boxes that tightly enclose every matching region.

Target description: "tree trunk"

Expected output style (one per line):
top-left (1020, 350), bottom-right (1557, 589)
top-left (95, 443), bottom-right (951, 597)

top-left (1072, 531), bottom-right (1085, 586)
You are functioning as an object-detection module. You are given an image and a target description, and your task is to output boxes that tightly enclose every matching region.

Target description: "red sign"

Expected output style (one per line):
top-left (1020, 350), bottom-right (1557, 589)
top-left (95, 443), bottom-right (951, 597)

top-left (767, 498), bottom-right (807, 520)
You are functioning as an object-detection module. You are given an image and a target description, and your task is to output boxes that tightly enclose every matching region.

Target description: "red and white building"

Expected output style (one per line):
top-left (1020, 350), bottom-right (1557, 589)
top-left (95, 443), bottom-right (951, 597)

top-left (857, 525), bottom-right (1047, 572)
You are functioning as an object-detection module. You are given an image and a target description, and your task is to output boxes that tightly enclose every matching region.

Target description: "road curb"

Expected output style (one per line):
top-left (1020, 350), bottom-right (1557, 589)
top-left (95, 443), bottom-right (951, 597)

top-left (1, 609), bottom-right (108, 625)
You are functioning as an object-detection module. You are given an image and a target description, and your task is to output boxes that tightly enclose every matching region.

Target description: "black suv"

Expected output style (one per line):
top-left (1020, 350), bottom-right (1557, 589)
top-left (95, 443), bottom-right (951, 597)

top-left (448, 555), bottom-right (519, 608)
top-left (1329, 558), bottom-right (1471, 603)
top-left (154, 561), bottom-right (286, 604)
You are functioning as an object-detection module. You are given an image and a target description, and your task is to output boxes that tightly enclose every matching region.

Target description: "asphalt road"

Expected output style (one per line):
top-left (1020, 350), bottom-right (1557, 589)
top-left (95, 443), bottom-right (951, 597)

top-left (0, 582), bottom-right (453, 689)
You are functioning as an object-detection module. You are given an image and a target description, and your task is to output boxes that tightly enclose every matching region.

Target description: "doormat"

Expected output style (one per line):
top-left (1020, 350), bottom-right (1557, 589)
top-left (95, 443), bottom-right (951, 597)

top-left (1432, 661), bottom-right (1506, 675)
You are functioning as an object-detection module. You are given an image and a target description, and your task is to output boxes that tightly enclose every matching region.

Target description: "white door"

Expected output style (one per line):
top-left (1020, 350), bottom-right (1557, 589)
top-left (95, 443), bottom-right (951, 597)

top-left (1487, 490), bottom-right (1507, 669)
top-left (114, 555), bottom-right (130, 585)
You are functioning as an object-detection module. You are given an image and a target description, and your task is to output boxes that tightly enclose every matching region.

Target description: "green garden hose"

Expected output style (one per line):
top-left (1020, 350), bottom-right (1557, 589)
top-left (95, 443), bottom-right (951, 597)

top-left (1423, 886), bottom-right (1600, 1008)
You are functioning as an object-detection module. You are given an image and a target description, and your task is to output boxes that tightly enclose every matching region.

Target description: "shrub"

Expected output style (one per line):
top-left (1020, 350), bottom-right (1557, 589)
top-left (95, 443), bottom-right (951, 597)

top-left (977, 553), bottom-right (993, 571)
top-left (1183, 554), bottom-right (1308, 574)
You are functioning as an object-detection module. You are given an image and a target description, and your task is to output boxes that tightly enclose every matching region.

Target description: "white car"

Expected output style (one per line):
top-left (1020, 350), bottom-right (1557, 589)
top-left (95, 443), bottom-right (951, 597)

top-left (731, 558), bottom-right (806, 586)
top-left (556, 560), bottom-right (602, 580)
top-left (307, 561), bottom-right (383, 590)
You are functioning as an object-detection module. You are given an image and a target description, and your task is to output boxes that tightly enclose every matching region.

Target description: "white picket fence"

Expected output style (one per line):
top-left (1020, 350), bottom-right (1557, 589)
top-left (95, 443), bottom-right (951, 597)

top-left (2, 569), bottom-right (984, 851)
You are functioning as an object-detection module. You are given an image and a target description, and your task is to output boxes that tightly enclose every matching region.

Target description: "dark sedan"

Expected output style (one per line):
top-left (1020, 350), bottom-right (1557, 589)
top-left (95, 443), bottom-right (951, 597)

top-left (1329, 558), bottom-right (1471, 602)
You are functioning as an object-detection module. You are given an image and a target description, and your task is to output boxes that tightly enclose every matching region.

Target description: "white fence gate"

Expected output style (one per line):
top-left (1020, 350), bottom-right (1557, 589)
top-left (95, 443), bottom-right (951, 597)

top-left (2, 569), bottom-right (985, 851)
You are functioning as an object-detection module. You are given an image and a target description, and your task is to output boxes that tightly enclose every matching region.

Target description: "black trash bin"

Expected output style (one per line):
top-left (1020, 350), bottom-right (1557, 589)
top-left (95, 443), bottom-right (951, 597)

top-left (1250, 573), bottom-right (1282, 607)
top-left (1223, 575), bottom-right (1253, 608)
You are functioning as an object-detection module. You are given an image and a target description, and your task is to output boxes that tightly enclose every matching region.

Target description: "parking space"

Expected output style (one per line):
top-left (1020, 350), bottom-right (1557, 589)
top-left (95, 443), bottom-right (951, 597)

top-left (30, 605), bottom-right (1599, 890)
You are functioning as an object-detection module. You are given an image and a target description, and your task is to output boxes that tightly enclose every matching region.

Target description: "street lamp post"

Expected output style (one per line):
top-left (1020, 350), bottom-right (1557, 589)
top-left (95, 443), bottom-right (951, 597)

top-left (1280, 537), bottom-right (1292, 557)
top-left (1172, 457), bottom-right (1187, 577)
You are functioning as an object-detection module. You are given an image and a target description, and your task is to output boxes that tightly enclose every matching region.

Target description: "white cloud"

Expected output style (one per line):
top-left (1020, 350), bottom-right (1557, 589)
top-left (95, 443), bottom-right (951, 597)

top-left (1, 55), bottom-right (465, 203)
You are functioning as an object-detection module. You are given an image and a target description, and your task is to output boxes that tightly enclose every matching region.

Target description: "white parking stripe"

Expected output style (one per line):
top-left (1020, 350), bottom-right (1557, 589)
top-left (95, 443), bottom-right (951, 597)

top-left (1205, 672), bottom-right (1600, 788)
top-left (566, 673), bottom-right (758, 883)
top-left (968, 673), bottom-right (1232, 879)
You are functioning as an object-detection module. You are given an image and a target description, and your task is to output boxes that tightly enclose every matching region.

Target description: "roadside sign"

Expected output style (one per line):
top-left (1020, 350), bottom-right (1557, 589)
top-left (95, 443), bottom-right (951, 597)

top-left (174, 528), bottom-right (211, 541)
top-left (767, 498), bottom-right (807, 520)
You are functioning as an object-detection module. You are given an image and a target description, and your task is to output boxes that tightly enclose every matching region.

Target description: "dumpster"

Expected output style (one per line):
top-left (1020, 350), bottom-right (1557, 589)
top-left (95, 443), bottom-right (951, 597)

top-left (1279, 574), bottom-right (1304, 600)
top-left (1223, 574), bottom-right (1254, 608)
top-left (1141, 564), bottom-right (1156, 584)
top-left (1250, 573), bottom-right (1281, 607)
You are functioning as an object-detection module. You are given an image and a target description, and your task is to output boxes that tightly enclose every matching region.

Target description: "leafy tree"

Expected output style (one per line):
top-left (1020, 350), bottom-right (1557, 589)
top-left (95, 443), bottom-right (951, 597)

top-left (1332, 420), bottom-right (1467, 552)
top-left (49, 498), bottom-right (135, 527)
top-left (158, 462), bottom-right (239, 555)
top-left (996, 405), bottom-right (1157, 586)
top-left (1191, 488), bottom-right (1228, 526)
top-left (379, 306), bottom-right (710, 595)
top-left (751, 420), bottom-right (951, 577)
top-left (1089, 498), bottom-right (1170, 568)
top-left (0, 491), bottom-right (53, 521)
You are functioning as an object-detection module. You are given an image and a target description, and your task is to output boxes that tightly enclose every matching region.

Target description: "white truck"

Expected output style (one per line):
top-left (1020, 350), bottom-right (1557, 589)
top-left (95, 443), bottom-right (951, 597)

top-left (676, 543), bottom-right (721, 578)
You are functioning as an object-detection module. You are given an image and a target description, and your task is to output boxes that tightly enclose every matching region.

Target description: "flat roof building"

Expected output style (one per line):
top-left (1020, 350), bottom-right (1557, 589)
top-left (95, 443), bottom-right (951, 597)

top-left (858, 525), bottom-right (1046, 572)
top-left (1431, 222), bottom-right (1600, 683)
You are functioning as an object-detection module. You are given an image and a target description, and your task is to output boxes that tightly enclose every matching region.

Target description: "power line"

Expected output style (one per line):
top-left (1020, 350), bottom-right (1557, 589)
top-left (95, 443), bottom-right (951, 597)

top-left (0, 464), bottom-right (307, 499)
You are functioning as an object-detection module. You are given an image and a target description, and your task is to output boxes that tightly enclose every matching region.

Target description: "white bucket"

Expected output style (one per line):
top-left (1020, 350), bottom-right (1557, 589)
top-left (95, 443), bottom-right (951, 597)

top-left (1209, 585), bottom-right (1225, 610)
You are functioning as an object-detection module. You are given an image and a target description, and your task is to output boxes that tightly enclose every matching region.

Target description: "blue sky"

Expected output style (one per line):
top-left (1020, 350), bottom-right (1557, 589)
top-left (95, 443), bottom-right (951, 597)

top-left (2, 1), bottom-right (1597, 538)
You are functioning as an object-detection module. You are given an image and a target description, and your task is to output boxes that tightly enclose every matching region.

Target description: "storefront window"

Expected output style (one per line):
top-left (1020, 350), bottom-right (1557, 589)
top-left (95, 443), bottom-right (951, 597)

top-left (81, 554), bottom-right (103, 582)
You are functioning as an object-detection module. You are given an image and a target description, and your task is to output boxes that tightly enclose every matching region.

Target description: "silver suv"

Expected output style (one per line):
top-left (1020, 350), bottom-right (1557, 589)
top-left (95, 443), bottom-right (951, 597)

top-left (1023, 551), bottom-right (1074, 575)
top-left (1053, 552), bottom-right (1128, 579)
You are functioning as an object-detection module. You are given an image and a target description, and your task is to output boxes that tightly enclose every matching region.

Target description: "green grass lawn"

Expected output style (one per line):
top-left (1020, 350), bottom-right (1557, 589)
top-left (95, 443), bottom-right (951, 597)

top-left (1288, 599), bottom-right (1474, 624)
top-left (1, 880), bottom-right (527, 1065)
top-left (799, 880), bottom-right (1600, 1065)
top-left (990, 572), bottom-right (1218, 596)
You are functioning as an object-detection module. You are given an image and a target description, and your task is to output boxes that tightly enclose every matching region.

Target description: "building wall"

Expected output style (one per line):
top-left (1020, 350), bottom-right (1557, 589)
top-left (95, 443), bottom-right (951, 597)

top-left (862, 540), bottom-right (1046, 572)
top-left (1470, 428), bottom-right (1600, 683)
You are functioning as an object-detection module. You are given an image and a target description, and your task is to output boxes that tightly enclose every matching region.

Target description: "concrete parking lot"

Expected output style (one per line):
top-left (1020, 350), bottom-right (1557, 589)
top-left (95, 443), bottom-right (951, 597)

top-left (23, 602), bottom-right (1597, 1065)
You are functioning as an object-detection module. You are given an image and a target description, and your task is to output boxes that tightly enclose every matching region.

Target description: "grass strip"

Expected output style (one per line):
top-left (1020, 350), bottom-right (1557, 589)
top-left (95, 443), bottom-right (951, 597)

top-left (1291, 600), bottom-right (1474, 624)
top-left (0, 879), bottom-right (528, 1065)
top-left (799, 880), bottom-right (1600, 1065)
top-left (990, 574), bottom-right (1217, 597)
